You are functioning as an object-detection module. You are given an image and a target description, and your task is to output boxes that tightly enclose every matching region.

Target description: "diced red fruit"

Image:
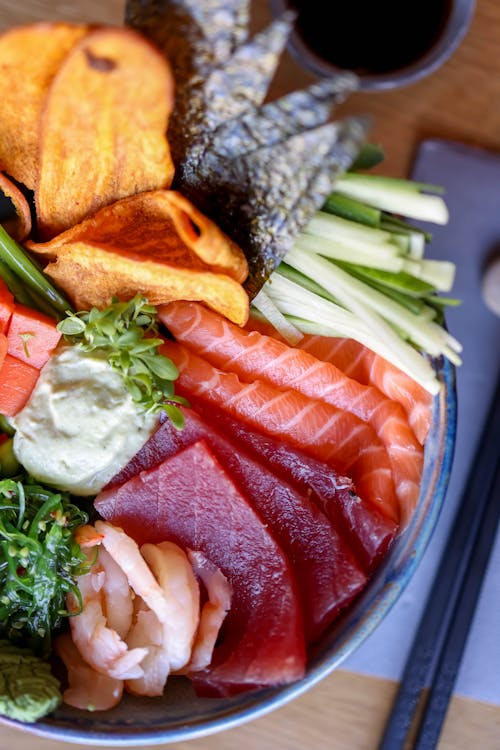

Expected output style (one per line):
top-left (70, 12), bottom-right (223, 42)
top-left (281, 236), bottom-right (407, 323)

top-left (107, 406), bottom-right (368, 643)
top-left (0, 279), bottom-right (15, 335)
top-left (95, 440), bottom-right (306, 695)
top-left (6, 303), bottom-right (61, 369)
top-left (190, 398), bottom-right (398, 573)
top-left (0, 354), bottom-right (39, 416)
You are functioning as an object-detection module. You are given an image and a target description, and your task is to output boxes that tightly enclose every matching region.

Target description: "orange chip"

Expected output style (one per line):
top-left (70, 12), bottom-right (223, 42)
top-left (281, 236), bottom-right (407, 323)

top-left (0, 22), bottom-right (90, 190)
top-left (0, 172), bottom-right (32, 241)
top-left (28, 190), bottom-right (249, 325)
top-left (36, 26), bottom-right (176, 240)
top-left (31, 190), bottom-right (248, 284)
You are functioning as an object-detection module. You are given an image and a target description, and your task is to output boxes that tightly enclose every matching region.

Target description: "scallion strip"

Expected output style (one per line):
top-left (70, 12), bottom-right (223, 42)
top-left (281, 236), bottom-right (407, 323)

top-left (0, 226), bottom-right (72, 314)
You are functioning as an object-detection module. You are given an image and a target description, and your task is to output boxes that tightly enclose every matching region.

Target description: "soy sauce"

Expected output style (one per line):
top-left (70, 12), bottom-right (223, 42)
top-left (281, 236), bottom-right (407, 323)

top-left (287, 0), bottom-right (453, 75)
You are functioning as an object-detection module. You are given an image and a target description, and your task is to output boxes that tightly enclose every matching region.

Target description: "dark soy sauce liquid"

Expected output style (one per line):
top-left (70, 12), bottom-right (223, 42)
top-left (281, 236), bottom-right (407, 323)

top-left (288, 0), bottom-right (453, 74)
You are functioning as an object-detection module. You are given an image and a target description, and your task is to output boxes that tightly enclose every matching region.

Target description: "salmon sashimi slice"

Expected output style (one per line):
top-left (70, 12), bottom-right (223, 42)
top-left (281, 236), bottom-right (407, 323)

top-left (246, 318), bottom-right (432, 445)
top-left (159, 338), bottom-right (399, 524)
top-left (106, 405), bottom-right (367, 643)
top-left (161, 302), bottom-right (423, 524)
top-left (95, 440), bottom-right (306, 695)
top-left (188, 397), bottom-right (398, 573)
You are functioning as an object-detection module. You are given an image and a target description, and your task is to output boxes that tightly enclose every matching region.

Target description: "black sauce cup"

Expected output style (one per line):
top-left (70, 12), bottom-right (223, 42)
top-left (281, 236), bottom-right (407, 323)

top-left (270, 0), bottom-right (476, 90)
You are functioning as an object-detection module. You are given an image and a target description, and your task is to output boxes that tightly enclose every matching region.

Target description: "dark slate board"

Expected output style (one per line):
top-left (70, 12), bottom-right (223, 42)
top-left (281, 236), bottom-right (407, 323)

top-left (345, 138), bottom-right (500, 704)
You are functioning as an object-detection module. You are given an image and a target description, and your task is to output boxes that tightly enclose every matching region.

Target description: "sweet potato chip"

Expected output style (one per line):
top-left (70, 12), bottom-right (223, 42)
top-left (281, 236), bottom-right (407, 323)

top-left (30, 190), bottom-right (248, 284)
top-left (0, 173), bottom-right (32, 241)
top-left (40, 245), bottom-right (249, 326)
top-left (0, 22), bottom-right (90, 190)
top-left (28, 190), bottom-right (249, 325)
top-left (36, 26), bottom-right (176, 240)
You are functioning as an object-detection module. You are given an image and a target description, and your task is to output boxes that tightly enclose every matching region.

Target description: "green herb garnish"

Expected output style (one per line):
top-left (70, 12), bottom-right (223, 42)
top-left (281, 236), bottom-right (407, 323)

top-left (57, 295), bottom-right (187, 428)
top-left (0, 476), bottom-right (89, 656)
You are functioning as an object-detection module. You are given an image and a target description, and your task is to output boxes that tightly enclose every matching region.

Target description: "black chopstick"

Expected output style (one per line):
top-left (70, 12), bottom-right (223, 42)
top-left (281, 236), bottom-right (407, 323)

top-left (378, 374), bottom-right (500, 750)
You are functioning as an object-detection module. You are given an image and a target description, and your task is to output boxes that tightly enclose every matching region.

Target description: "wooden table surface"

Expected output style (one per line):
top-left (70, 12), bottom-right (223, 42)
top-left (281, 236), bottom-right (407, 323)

top-left (0, 0), bottom-right (499, 748)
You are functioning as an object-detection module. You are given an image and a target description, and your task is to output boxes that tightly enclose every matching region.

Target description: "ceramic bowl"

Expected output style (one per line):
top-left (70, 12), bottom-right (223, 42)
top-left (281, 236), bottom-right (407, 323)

top-left (0, 355), bottom-right (457, 746)
top-left (270, 0), bottom-right (476, 91)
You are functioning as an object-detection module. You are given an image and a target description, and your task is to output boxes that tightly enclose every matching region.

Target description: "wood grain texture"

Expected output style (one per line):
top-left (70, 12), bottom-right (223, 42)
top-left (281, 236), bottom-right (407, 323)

top-left (0, 0), bottom-right (499, 747)
top-left (0, 672), bottom-right (499, 750)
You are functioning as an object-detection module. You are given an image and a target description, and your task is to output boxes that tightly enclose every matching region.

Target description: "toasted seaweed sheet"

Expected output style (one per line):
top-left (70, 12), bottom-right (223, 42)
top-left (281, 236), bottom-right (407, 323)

top-left (208, 74), bottom-right (358, 160)
top-left (184, 118), bottom-right (369, 298)
top-left (126, 0), bottom-right (367, 298)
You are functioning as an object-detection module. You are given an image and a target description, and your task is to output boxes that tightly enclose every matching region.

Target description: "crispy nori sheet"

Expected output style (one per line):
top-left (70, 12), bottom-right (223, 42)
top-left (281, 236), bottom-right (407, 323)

top-left (183, 118), bottom-right (370, 298)
top-left (126, 0), bottom-right (249, 75)
top-left (177, 14), bottom-right (295, 187)
top-left (208, 74), bottom-right (359, 160)
top-left (126, 0), bottom-right (366, 297)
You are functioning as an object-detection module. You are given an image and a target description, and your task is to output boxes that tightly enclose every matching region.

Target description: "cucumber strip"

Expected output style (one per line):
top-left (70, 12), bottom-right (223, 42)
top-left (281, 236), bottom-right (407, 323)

top-left (386, 231), bottom-right (411, 254)
top-left (0, 415), bottom-right (15, 437)
top-left (338, 172), bottom-right (445, 195)
top-left (333, 265), bottom-right (434, 317)
top-left (278, 263), bottom-right (335, 302)
top-left (285, 245), bottom-right (462, 363)
top-left (334, 262), bottom-right (436, 298)
top-left (408, 232), bottom-right (426, 259)
top-left (381, 214), bottom-right (432, 241)
top-left (334, 174), bottom-right (449, 224)
top-left (306, 210), bottom-right (393, 245)
top-left (350, 143), bottom-right (385, 171)
top-left (322, 192), bottom-right (381, 227)
top-left (266, 273), bottom-right (440, 393)
top-left (295, 235), bottom-right (405, 272)
top-left (251, 288), bottom-right (304, 345)
top-left (426, 295), bottom-right (462, 308)
top-left (403, 258), bottom-right (456, 292)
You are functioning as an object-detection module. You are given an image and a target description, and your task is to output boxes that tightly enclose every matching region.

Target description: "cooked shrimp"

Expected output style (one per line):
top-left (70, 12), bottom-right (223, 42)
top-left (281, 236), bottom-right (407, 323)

top-left (74, 524), bottom-right (104, 549)
top-left (99, 547), bottom-right (133, 640)
top-left (94, 521), bottom-right (173, 624)
top-left (125, 597), bottom-right (170, 697)
top-left (186, 549), bottom-right (231, 672)
top-left (141, 542), bottom-right (200, 671)
top-left (69, 548), bottom-right (147, 681)
top-left (55, 633), bottom-right (123, 711)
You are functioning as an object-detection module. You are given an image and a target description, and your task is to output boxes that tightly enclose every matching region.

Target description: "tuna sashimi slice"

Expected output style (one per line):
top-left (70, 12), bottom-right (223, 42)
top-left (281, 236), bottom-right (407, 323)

top-left (247, 318), bottom-right (432, 445)
top-left (95, 440), bottom-right (306, 695)
top-left (107, 405), bottom-right (367, 643)
top-left (159, 338), bottom-right (399, 524)
top-left (161, 301), bottom-right (424, 525)
top-left (190, 398), bottom-right (397, 573)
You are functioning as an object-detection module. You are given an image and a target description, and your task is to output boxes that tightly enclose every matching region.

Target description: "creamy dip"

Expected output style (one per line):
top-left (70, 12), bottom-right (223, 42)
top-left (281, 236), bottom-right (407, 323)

top-left (13, 346), bottom-right (159, 495)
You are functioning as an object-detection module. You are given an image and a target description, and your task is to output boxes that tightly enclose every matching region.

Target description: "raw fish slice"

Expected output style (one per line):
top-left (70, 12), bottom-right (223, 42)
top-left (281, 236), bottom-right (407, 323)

top-left (159, 338), bottom-right (399, 523)
top-left (189, 397), bottom-right (397, 573)
top-left (106, 405), bottom-right (367, 643)
top-left (247, 319), bottom-right (433, 445)
top-left (161, 301), bottom-right (423, 524)
top-left (95, 440), bottom-right (306, 694)
top-left (298, 334), bottom-right (433, 445)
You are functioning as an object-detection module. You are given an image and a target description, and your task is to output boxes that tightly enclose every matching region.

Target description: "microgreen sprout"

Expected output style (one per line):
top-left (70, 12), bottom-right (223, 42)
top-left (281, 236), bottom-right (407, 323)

top-left (57, 295), bottom-right (187, 428)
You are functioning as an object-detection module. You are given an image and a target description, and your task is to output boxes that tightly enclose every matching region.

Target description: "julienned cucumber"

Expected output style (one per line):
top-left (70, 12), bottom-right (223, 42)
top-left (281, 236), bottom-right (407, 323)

top-left (252, 173), bottom-right (460, 394)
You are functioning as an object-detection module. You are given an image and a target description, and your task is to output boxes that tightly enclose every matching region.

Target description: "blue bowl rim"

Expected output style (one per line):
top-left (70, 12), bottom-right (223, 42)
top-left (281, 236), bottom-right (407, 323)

top-left (0, 357), bottom-right (457, 746)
